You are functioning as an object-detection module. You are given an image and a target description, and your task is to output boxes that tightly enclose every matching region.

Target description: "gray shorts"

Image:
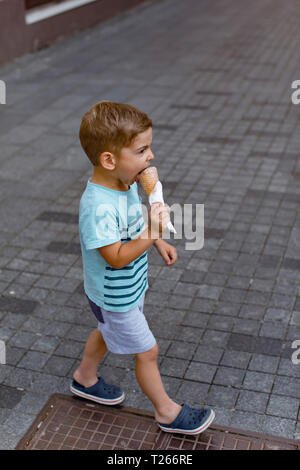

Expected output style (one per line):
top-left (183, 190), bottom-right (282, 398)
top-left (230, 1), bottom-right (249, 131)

top-left (86, 293), bottom-right (156, 354)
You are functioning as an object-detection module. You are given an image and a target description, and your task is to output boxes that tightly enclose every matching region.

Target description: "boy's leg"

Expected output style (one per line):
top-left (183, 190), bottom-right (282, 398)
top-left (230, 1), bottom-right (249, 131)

top-left (135, 343), bottom-right (182, 424)
top-left (73, 328), bottom-right (107, 388)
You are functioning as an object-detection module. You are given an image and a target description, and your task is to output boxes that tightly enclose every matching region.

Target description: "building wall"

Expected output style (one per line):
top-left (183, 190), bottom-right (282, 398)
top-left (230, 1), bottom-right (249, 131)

top-left (0, 0), bottom-right (148, 66)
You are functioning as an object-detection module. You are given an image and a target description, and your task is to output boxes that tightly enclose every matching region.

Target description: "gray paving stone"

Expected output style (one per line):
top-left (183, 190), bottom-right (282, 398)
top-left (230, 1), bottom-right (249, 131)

top-left (22, 317), bottom-right (49, 334)
top-left (167, 293), bottom-right (193, 310)
top-left (232, 318), bottom-right (261, 336)
top-left (294, 298), bottom-right (300, 312)
top-left (264, 308), bottom-right (292, 324)
top-left (149, 279), bottom-right (175, 295)
top-left (206, 385), bottom-right (239, 409)
top-left (270, 293), bottom-right (296, 311)
top-left (160, 357), bottom-right (190, 378)
top-left (34, 275), bottom-right (60, 289)
top-left (182, 311), bottom-right (209, 328)
top-left (30, 336), bottom-right (60, 354)
top-left (27, 373), bottom-right (70, 395)
top-left (189, 298), bottom-right (215, 314)
top-left (249, 354), bottom-right (279, 374)
top-left (2, 410), bottom-right (36, 436)
top-left (255, 336), bottom-right (283, 356)
top-left (250, 278), bottom-right (275, 293)
top-left (295, 422), bottom-right (300, 441)
top-left (152, 322), bottom-right (180, 340)
top-left (0, 385), bottom-right (24, 409)
top-left (259, 322), bottom-right (287, 339)
top-left (3, 284), bottom-right (29, 299)
top-left (5, 346), bottom-right (25, 366)
top-left (207, 314), bottom-right (235, 332)
top-left (185, 362), bottom-right (217, 383)
top-left (193, 345), bottom-right (224, 365)
top-left (0, 426), bottom-right (19, 450)
top-left (24, 261), bottom-right (51, 275)
top-left (261, 415), bottom-right (296, 439)
top-left (238, 304), bottom-right (266, 320)
top-left (3, 367), bottom-right (39, 390)
top-left (54, 339), bottom-right (84, 358)
top-left (227, 333), bottom-right (256, 353)
top-left (3, 313), bottom-right (27, 329)
top-left (236, 390), bottom-right (269, 414)
top-left (245, 291), bottom-right (271, 306)
top-left (6, 258), bottom-right (30, 271)
top-left (37, 211), bottom-right (78, 224)
top-left (44, 355), bottom-right (75, 377)
top-left (211, 407), bottom-right (233, 427)
top-left (213, 366), bottom-right (245, 388)
top-left (282, 258), bottom-right (300, 271)
top-left (226, 276), bottom-right (251, 289)
top-left (219, 288), bottom-right (247, 304)
top-left (14, 272), bottom-right (40, 286)
top-left (46, 241), bottom-right (81, 256)
top-left (277, 358), bottom-right (300, 379)
top-left (266, 395), bottom-right (299, 420)
top-left (220, 350), bottom-right (251, 369)
top-left (47, 291), bottom-right (77, 308)
top-left (14, 392), bottom-right (48, 415)
top-left (202, 330), bottom-right (229, 348)
top-left (166, 341), bottom-right (196, 360)
top-left (242, 371), bottom-right (274, 393)
top-left (65, 325), bottom-right (94, 342)
top-left (18, 351), bottom-right (50, 371)
top-left (0, 296), bottom-right (38, 314)
top-left (176, 380), bottom-right (209, 405)
top-left (230, 411), bottom-right (264, 434)
top-left (214, 301), bottom-right (241, 317)
top-left (196, 285), bottom-right (223, 300)
top-left (8, 331), bottom-right (37, 349)
top-left (27, 287), bottom-right (51, 302)
top-left (291, 311), bottom-right (300, 326)
top-left (172, 281), bottom-right (199, 297)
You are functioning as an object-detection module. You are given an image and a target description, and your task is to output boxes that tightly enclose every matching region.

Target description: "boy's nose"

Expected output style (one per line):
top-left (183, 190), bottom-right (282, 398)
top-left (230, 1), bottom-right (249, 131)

top-left (148, 151), bottom-right (154, 161)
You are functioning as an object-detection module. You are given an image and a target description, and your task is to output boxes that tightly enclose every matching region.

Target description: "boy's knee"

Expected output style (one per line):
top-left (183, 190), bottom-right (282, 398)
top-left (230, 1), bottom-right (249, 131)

top-left (136, 343), bottom-right (158, 362)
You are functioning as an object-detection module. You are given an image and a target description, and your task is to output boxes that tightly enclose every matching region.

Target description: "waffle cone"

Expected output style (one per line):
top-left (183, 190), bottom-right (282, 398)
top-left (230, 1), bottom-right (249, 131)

top-left (139, 166), bottom-right (159, 196)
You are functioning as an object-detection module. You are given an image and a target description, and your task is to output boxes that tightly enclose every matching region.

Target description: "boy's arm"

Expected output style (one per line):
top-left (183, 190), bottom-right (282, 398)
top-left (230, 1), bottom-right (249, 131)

top-left (98, 203), bottom-right (170, 269)
top-left (98, 226), bottom-right (156, 269)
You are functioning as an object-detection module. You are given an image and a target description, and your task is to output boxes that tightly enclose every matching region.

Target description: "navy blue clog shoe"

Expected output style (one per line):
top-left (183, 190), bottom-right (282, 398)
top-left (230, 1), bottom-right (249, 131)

top-left (157, 404), bottom-right (215, 435)
top-left (70, 377), bottom-right (125, 405)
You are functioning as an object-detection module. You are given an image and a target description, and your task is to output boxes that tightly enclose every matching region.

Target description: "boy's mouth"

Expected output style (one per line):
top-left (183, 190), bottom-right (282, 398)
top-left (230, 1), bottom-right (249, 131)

top-left (135, 166), bottom-right (149, 182)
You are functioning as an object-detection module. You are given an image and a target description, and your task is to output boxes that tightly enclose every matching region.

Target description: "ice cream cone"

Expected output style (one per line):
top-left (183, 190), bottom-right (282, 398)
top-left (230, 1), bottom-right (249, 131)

top-left (138, 166), bottom-right (177, 234)
top-left (139, 166), bottom-right (159, 196)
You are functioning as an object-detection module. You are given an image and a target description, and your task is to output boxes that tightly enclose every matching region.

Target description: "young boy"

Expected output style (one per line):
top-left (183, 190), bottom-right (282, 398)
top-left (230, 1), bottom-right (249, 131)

top-left (71, 101), bottom-right (215, 434)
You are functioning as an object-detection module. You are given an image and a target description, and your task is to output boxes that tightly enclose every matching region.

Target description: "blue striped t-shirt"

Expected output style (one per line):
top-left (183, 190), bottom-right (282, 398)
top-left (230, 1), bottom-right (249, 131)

top-left (79, 178), bottom-right (148, 312)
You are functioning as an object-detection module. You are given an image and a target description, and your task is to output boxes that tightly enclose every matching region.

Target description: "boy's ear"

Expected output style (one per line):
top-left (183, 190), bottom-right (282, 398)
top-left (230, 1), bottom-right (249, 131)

top-left (98, 151), bottom-right (116, 170)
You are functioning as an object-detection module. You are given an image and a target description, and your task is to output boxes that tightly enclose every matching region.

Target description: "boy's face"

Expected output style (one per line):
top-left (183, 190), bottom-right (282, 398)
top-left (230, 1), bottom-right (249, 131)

top-left (115, 127), bottom-right (154, 187)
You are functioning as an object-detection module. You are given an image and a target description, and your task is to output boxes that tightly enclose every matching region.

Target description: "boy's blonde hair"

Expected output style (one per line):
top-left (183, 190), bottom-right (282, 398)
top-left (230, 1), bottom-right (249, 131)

top-left (79, 101), bottom-right (152, 166)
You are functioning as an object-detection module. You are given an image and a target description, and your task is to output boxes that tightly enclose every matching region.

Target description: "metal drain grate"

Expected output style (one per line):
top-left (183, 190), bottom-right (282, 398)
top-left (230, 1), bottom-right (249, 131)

top-left (16, 394), bottom-right (300, 450)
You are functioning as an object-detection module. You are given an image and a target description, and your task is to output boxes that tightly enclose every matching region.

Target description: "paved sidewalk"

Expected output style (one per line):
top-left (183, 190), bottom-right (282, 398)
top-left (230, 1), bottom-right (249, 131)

top-left (0, 0), bottom-right (300, 450)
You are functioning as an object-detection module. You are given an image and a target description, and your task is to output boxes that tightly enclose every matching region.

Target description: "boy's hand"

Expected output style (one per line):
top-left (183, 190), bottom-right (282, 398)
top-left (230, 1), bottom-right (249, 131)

top-left (154, 239), bottom-right (177, 266)
top-left (148, 203), bottom-right (170, 239)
